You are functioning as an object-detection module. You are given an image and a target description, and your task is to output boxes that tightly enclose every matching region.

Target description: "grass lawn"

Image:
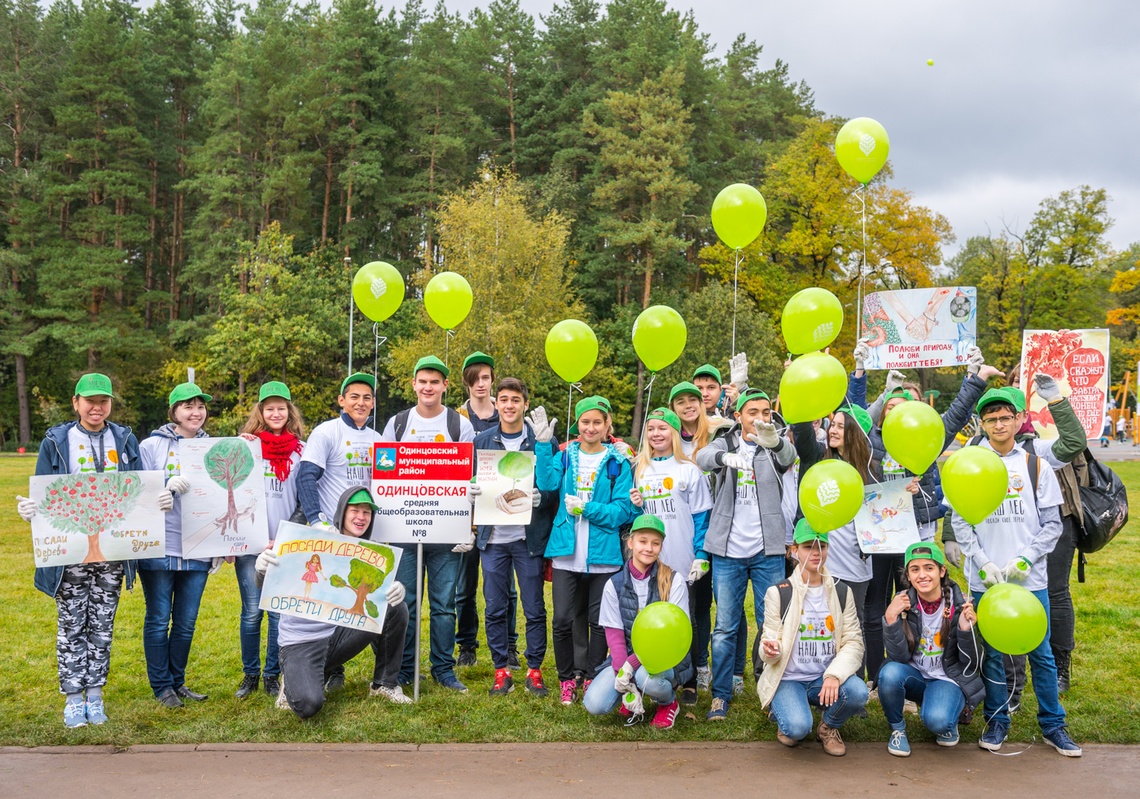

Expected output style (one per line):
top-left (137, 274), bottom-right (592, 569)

top-left (2, 453), bottom-right (1137, 746)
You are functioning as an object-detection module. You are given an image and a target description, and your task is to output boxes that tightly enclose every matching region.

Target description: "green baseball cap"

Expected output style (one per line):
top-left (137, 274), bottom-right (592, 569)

top-left (168, 382), bottom-right (212, 407)
top-left (735, 388), bottom-right (770, 413)
top-left (258, 381), bottom-right (292, 402)
top-left (793, 518), bottom-right (829, 545)
top-left (340, 372), bottom-right (376, 395)
top-left (414, 355), bottom-right (450, 379)
top-left (575, 396), bottom-right (611, 420)
top-left (1005, 387), bottom-right (1027, 413)
top-left (976, 387), bottom-right (1016, 415)
top-left (646, 407), bottom-right (681, 432)
top-left (669, 381), bottom-right (702, 405)
top-left (693, 364), bottom-right (722, 383)
top-left (904, 541), bottom-right (946, 567)
top-left (839, 403), bottom-right (873, 435)
top-left (630, 513), bottom-right (666, 538)
top-left (74, 373), bottom-right (114, 398)
top-left (462, 351), bottom-right (495, 371)
top-left (884, 387), bottom-right (916, 402)
top-left (345, 488), bottom-right (380, 512)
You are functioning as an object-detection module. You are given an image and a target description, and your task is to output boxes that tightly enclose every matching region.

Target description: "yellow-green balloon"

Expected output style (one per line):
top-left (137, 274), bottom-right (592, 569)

top-left (545, 320), bottom-right (598, 383)
top-left (835, 117), bottom-right (890, 185)
top-left (633, 305), bottom-right (687, 372)
top-left (779, 351), bottom-right (848, 424)
top-left (631, 601), bottom-right (692, 673)
top-left (881, 401), bottom-right (945, 475)
top-left (423, 271), bottom-right (473, 330)
top-left (781, 287), bottom-right (844, 355)
top-left (798, 459), bottom-right (864, 532)
top-left (711, 183), bottom-right (767, 250)
top-left (352, 261), bottom-right (405, 322)
top-left (977, 583), bottom-right (1047, 655)
top-left (941, 446), bottom-right (1008, 526)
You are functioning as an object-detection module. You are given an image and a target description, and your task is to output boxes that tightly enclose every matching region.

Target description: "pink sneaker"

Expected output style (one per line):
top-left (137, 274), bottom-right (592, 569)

top-left (560, 679), bottom-right (576, 706)
top-left (651, 699), bottom-right (679, 730)
top-left (582, 679), bottom-right (591, 699)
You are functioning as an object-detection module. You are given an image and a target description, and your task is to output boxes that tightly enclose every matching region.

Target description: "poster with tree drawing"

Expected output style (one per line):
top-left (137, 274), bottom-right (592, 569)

top-left (259, 521), bottom-right (402, 633)
top-left (473, 449), bottom-right (535, 526)
top-left (28, 471), bottom-right (166, 567)
top-left (178, 437), bottom-right (269, 559)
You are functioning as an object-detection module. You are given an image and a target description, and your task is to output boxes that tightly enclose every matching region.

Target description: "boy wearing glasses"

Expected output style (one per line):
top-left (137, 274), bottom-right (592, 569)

top-left (949, 388), bottom-right (1082, 757)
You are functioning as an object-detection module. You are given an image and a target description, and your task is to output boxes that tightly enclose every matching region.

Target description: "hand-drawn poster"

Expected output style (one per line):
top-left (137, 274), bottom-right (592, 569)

top-left (1021, 329), bottom-right (1109, 441)
top-left (860, 287), bottom-right (977, 370)
top-left (29, 471), bottom-right (166, 567)
top-left (855, 479), bottom-right (920, 554)
top-left (259, 521), bottom-right (402, 632)
top-left (179, 437), bottom-right (269, 558)
top-left (473, 450), bottom-right (535, 526)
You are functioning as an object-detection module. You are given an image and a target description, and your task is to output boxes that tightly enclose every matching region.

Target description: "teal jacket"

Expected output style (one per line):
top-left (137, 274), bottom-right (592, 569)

top-left (536, 442), bottom-right (639, 569)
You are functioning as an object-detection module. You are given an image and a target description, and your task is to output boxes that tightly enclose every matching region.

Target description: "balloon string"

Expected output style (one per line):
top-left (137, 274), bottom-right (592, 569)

top-left (642, 372), bottom-right (657, 434)
top-left (566, 382), bottom-right (584, 436)
top-left (444, 328), bottom-right (455, 370)
top-left (857, 184), bottom-right (867, 338)
top-left (731, 247), bottom-right (743, 358)
top-left (373, 324), bottom-right (387, 432)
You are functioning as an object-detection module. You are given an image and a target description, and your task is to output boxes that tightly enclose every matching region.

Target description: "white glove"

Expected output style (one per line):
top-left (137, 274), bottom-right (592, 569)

top-left (614, 663), bottom-right (636, 695)
top-left (729, 352), bottom-right (749, 392)
top-left (688, 558), bottom-right (710, 583)
top-left (16, 495), bottom-right (36, 522)
top-left (943, 541), bottom-right (962, 568)
top-left (748, 420), bottom-right (780, 449)
top-left (885, 370), bottom-right (906, 393)
top-left (526, 407), bottom-right (557, 443)
top-left (255, 548), bottom-right (278, 575)
top-left (531, 487), bottom-right (542, 508)
top-left (1034, 373), bottom-right (1063, 403)
top-left (452, 533), bottom-right (475, 553)
top-left (165, 476), bottom-right (191, 495)
top-left (468, 483), bottom-right (482, 505)
top-left (721, 452), bottom-right (750, 471)
top-left (157, 489), bottom-right (174, 512)
top-left (564, 495), bottom-right (585, 516)
top-left (209, 557), bottom-right (225, 575)
top-left (979, 561), bottom-right (1005, 589)
top-left (853, 340), bottom-right (870, 371)
top-left (310, 520), bottom-right (333, 533)
top-left (965, 346), bottom-right (984, 375)
top-left (1003, 557), bottom-right (1031, 583)
top-left (387, 580), bottom-right (407, 606)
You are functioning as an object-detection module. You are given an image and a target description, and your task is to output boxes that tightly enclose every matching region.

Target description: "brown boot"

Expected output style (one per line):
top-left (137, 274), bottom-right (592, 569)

top-left (817, 721), bottom-right (847, 756)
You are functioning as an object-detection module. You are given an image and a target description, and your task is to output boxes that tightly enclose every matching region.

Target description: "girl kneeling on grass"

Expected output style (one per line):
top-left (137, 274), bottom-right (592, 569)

top-left (878, 542), bottom-right (984, 757)
top-left (583, 514), bottom-right (691, 729)
top-left (757, 520), bottom-right (868, 756)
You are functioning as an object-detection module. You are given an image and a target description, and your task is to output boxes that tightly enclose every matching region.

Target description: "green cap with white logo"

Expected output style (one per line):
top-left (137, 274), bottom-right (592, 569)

top-left (74, 373), bottom-right (114, 398)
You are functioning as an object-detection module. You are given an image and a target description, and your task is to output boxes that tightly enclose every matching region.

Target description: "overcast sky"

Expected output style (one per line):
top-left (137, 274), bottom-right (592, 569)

top-left (443, 0), bottom-right (1140, 256)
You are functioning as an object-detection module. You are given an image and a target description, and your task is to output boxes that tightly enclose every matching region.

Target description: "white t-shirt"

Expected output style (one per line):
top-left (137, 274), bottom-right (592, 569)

top-left (824, 521), bottom-right (872, 583)
top-left (911, 601), bottom-right (952, 683)
top-left (959, 442), bottom-right (1063, 592)
top-left (487, 431), bottom-right (527, 545)
top-left (598, 567), bottom-right (690, 630)
top-left (262, 449), bottom-right (303, 542)
top-left (552, 449), bottom-right (611, 574)
top-left (635, 456), bottom-right (713, 575)
top-left (380, 407), bottom-right (476, 443)
top-left (727, 441), bottom-right (765, 559)
top-left (68, 426), bottom-right (120, 474)
top-left (781, 584), bottom-right (836, 682)
top-left (301, 417), bottom-right (382, 523)
top-left (679, 437), bottom-right (696, 458)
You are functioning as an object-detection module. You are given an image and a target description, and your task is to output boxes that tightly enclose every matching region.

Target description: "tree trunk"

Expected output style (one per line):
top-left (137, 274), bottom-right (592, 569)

top-left (83, 532), bottom-right (106, 564)
top-left (632, 361), bottom-right (645, 441)
top-left (15, 353), bottom-right (31, 446)
top-left (349, 584), bottom-right (368, 616)
top-left (321, 145), bottom-right (333, 245)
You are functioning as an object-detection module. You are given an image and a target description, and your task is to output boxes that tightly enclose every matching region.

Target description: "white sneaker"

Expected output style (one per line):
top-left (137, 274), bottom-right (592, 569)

top-left (371, 683), bottom-right (413, 705)
top-left (696, 666), bottom-right (711, 691)
top-left (903, 699), bottom-right (919, 715)
top-left (732, 675), bottom-right (744, 695)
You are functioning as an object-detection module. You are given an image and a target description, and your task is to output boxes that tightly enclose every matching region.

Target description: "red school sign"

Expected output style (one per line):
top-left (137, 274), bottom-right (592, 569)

top-left (370, 442), bottom-right (474, 545)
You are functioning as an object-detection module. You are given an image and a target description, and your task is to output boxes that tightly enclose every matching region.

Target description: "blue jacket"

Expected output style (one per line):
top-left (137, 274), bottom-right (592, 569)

top-left (472, 425), bottom-right (559, 558)
top-left (536, 442), bottom-right (639, 569)
top-left (32, 421), bottom-right (141, 598)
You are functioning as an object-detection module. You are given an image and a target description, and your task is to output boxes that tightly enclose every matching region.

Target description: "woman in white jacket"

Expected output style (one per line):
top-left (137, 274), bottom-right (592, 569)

top-left (757, 519), bottom-right (868, 756)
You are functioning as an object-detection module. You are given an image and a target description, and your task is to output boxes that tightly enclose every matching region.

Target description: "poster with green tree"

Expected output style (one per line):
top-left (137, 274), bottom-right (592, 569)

top-left (178, 438), bottom-right (269, 559)
top-left (473, 449), bottom-right (535, 525)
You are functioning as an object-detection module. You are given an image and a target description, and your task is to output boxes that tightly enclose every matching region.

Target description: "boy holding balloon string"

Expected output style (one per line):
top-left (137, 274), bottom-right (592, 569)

top-left (948, 388), bottom-right (1082, 757)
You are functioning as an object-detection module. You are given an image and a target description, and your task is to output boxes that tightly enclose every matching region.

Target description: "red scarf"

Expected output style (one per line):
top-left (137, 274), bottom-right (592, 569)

top-left (257, 431), bottom-right (302, 481)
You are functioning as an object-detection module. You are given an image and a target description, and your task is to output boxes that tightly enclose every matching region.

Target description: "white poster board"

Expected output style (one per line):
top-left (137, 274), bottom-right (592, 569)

top-left (473, 449), bottom-right (535, 526)
top-left (178, 437), bottom-right (269, 558)
top-left (855, 479), bottom-right (921, 554)
top-left (860, 287), bottom-right (977, 370)
top-left (371, 442), bottom-right (474, 544)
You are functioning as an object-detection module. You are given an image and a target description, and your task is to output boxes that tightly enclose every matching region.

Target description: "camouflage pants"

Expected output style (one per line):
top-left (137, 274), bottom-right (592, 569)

top-left (55, 562), bottom-right (125, 694)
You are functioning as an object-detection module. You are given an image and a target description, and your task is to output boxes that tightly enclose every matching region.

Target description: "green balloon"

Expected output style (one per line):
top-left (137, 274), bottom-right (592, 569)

top-left (798, 459), bottom-right (864, 532)
top-left (545, 320), bottom-right (598, 383)
top-left (352, 261), bottom-right (406, 323)
top-left (781, 287), bottom-right (844, 355)
top-left (941, 446), bottom-right (1008, 526)
top-left (711, 183), bottom-right (768, 250)
top-left (423, 271), bottom-right (473, 330)
top-left (881, 401), bottom-right (945, 475)
top-left (632, 305), bottom-right (687, 372)
top-left (835, 117), bottom-right (890, 185)
top-left (977, 583), bottom-right (1047, 655)
top-left (631, 600), bottom-right (692, 673)
top-left (778, 351), bottom-right (848, 424)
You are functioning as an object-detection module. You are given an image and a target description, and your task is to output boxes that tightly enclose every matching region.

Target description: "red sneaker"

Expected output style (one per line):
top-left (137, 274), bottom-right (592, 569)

top-left (651, 699), bottom-right (679, 730)
top-left (525, 669), bottom-right (548, 697)
top-left (489, 668), bottom-right (514, 697)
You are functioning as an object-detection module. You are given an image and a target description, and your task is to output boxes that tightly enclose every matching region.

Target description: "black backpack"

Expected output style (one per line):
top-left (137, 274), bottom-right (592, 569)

top-left (391, 407), bottom-right (462, 442)
top-left (1076, 448), bottom-right (1128, 554)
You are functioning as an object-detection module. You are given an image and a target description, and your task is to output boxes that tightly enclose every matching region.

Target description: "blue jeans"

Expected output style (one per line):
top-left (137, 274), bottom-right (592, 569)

top-left (481, 540), bottom-right (546, 669)
top-left (396, 543), bottom-right (461, 682)
top-left (583, 665), bottom-right (676, 715)
top-left (972, 588), bottom-right (1066, 733)
top-left (138, 566), bottom-right (210, 696)
top-left (769, 675), bottom-right (870, 740)
top-left (877, 661), bottom-right (964, 733)
top-left (456, 547), bottom-right (518, 652)
top-left (234, 554), bottom-right (279, 678)
top-left (711, 551), bottom-right (785, 702)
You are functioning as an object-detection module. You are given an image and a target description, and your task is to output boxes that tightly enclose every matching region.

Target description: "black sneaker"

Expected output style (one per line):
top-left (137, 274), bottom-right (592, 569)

top-left (489, 668), bottom-right (514, 697)
top-left (175, 685), bottom-right (208, 702)
top-left (507, 649), bottom-right (521, 670)
top-left (457, 647), bottom-right (477, 667)
top-left (680, 686), bottom-right (698, 706)
top-left (263, 675), bottom-right (280, 697)
top-left (325, 671), bottom-right (346, 693)
top-left (235, 674), bottom-right (260, 699)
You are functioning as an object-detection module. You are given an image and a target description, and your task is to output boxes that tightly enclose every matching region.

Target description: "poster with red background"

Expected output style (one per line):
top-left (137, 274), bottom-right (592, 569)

top-left (1020, 329), bottom-right (1109, 441)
